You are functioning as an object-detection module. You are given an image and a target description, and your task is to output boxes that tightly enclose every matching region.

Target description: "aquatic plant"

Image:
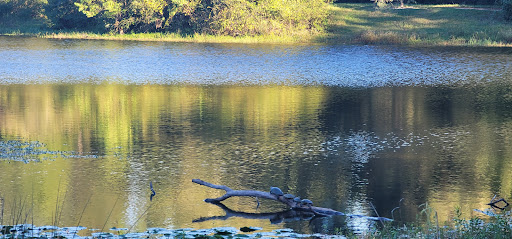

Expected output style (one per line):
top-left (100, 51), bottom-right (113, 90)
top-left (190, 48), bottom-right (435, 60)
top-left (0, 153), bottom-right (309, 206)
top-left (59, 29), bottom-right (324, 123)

top-left (350, 204), bottom-right (512, 238)
top-left (0, 140), bottom-right (100, 163)
top-left (0, 140), bottom-right (61, 163)
top-left (0, 224), bottom-right (346, 238)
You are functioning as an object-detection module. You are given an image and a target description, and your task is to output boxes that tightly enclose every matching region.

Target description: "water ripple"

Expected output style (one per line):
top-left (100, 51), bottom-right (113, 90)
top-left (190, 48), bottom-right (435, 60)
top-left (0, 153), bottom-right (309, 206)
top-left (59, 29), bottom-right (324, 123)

top-left (1, 37), bottom-right (511, 87)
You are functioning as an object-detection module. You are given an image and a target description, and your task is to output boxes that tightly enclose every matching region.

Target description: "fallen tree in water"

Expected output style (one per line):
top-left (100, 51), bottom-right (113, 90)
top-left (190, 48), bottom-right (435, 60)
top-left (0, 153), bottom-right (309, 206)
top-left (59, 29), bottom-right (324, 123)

top-left (192, 179), bottom-right (392, 221)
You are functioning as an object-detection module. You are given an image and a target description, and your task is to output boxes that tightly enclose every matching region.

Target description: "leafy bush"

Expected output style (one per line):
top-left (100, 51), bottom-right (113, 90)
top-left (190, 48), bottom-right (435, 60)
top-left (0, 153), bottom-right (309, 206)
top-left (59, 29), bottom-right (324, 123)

top-left (204, 0), bottom-right (328, 36)
top-left (74, 0), bottom-right (167, 33)
top-left (46, 0), bottom-right (97, 29)
top-left (0, 0), bottom-right (45, 20)
top-left (206, 0), bottom-right (260, 36)
top-left (373, 0), bottom-right (393, 9)
top-left (165, 0), bottom-right (208, 34)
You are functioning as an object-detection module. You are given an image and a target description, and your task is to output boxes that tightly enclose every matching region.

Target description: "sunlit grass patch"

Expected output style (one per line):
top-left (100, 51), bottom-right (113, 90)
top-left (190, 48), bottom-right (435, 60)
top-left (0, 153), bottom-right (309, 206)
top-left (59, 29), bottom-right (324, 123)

top-left (41, 31), bottom-right (315, 44)
top-left (320, 3), bottom-right (512, 47)
top-left (410, 17), bottom-right (445, 26)
top-left (356, 31), bottom-right (407, 44)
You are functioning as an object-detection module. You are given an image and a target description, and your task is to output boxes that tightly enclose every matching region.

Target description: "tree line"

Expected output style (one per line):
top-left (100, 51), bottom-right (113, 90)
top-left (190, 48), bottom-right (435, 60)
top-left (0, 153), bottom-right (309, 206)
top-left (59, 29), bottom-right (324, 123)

top-left (0, 0), bottom-right (510, 36)
top-left (0, 0), bottom-right (328, 36)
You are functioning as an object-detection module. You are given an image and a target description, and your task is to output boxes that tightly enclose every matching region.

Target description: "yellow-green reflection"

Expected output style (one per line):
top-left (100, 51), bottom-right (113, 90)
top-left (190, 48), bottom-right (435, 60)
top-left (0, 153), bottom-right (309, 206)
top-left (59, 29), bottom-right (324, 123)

top-left (1, 84), bottom-right (512, 234)
top-left (0, 84), bottom-right (328, 234)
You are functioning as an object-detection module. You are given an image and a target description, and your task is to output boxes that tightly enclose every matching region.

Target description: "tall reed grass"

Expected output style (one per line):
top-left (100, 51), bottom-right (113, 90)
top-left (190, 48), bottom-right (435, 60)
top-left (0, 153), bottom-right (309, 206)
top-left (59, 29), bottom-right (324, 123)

top-left (346, 203), bottom-right (512, 239)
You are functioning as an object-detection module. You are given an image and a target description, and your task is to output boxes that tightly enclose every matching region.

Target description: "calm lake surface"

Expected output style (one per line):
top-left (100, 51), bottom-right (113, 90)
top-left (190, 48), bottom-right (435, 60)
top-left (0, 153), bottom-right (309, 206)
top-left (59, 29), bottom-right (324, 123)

top-left (1, 36), bottom-right (512, 235)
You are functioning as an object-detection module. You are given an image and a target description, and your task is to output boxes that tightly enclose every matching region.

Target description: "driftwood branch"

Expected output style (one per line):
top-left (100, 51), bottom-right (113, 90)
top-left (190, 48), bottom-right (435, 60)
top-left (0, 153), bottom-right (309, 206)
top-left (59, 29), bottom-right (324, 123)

top-left (192, 179), bottom-right (392, 221)
top-left (192, 179), bottom-right (279, 203)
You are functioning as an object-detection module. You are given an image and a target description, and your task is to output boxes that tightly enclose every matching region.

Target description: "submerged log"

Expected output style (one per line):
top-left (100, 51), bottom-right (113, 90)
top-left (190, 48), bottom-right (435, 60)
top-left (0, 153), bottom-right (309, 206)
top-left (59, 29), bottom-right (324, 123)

top-left (192, 179), bottom-right (392, 221)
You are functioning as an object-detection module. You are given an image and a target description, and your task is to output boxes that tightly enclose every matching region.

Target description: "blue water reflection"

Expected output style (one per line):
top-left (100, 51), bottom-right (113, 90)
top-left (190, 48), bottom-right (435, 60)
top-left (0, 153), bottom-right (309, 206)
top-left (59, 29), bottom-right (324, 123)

top-left (1, 36), bottom-right (511, 86)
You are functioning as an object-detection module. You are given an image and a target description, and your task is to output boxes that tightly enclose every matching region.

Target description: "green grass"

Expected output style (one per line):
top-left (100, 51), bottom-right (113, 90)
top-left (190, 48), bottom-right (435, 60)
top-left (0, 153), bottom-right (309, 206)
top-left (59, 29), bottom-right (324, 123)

top-left (1, 3), bottom-right (512, 46)
top-left (41, 31), bottom-right (313, 44)
top-left (341, 205), bottom-right (512, 239)
top-left (319, 3), bottom-right (512, 46)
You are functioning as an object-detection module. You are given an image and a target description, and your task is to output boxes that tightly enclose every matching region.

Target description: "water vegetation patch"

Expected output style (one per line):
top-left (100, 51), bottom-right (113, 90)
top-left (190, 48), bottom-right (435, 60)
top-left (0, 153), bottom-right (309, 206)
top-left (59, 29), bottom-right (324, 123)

top-left (0, 225), bottom-right (345, 238)
top-left (0, 140), bottom-right (99, 163)
top-left (2, 209), bottom-right (512, 238)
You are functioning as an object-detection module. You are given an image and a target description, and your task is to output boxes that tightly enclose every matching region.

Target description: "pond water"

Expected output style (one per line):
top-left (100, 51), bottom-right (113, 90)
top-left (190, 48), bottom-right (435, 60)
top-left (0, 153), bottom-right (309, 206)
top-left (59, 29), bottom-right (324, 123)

top-left (1, 36), bottom-right (512, 236)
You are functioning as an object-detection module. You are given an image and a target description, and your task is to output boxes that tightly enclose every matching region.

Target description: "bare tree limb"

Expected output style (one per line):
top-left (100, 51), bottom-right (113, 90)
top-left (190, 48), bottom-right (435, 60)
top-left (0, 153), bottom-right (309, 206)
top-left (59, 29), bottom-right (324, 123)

top-left (192, 179), bottom-right (279, 203)
top-left (192, 179), bottom-right (393, 221)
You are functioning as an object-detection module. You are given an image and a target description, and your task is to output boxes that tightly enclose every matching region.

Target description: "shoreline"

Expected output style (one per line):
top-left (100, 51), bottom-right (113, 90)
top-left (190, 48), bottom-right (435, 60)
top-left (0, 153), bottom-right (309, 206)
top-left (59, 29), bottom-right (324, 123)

top-left (3, 31), bottom-right (511, 47)
top-left (1, 3), bottom-right (511, 47)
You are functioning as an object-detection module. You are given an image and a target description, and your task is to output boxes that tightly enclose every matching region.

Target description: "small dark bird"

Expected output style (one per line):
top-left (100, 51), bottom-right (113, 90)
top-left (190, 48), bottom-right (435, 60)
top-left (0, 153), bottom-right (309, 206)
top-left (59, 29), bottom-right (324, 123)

top-left (150, 181), bottom-right (156, 201)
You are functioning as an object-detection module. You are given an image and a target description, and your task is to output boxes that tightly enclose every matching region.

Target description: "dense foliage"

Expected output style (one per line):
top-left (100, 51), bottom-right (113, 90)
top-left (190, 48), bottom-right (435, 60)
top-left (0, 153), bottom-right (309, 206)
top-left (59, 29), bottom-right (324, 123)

top-left (0, 0), bottom-right (328, 35)
top-left (504, 0), bottom-right (512, 20)
top-left (73, 0), bottom-right (168, 33)
top-left (205, 0), bottom-right (327, 36)
top-left (0, 0), bottom-right (45, 20)
top-left (46, 0), bottom-right (97, 29)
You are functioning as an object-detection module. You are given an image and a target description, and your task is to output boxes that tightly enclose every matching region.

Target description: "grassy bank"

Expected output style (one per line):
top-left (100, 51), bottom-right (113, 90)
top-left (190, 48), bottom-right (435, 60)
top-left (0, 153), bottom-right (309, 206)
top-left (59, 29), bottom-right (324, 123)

top-left (1, 3), bottom-right (512, 46)
top-left (0, 27), bottom-right (315, 44)
top-left (40, 32), bottom-right (314, 44)
top-left (321, 3), bottom-right (512, 46)
top-left (350, 207), bottom-right (512, 239)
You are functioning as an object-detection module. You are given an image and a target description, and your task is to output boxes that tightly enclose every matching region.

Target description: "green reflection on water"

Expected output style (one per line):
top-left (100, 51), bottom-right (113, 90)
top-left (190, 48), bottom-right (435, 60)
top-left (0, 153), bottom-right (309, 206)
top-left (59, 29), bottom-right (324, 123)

top-left (1, 84), bottom-right (512, 234)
